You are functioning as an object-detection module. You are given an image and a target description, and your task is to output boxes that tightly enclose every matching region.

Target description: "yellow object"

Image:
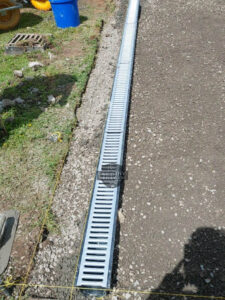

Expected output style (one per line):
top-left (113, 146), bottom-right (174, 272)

top-left (31, 0), bottom-right (51, 11)
top-left (0, 0), bottom-right (21, 30)
top-left (4, 276), bottom-right (14, 287)
top-left (53, 131), bottom-right (63, 142)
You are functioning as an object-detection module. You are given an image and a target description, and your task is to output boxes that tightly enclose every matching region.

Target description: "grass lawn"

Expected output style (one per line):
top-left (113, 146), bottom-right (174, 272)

top-left (0, 0), bottom-right (113, 281)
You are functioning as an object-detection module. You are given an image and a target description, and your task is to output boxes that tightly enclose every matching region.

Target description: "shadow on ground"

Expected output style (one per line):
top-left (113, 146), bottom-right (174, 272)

top-left (0, 12), bottom-right (88, 34)
top-left (17, 12), bottom-right (43, 29)
top-left (147, 227), bottom-right (225, 299)
top-left (18, 12), bottom-right (88, 30)
top-left (0, 12), bottom-right (43, 34)
top-left (0, 73), bottom-right (76, 145)
top-left (80, 15), bottom-right (88, 24)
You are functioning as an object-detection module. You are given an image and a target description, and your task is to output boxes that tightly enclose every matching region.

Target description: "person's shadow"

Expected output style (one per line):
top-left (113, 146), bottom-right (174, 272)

top-left (147, 227), bottom-right (225, 299)
top-left (0, 73), bottom-right (76, 145)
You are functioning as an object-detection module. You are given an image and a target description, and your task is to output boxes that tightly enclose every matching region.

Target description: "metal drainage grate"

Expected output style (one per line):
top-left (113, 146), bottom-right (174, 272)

top-left (5, 33), bottom-right (48, 55)
top-left (75, 0), bottom-right (140, 296)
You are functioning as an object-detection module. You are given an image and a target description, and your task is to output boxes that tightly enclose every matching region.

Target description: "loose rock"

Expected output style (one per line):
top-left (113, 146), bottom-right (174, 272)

top-left (48, 132), bottom-right (61, 143)
top-left (47, 95), bottom-right (56, 105)
top-left (28, 61), bottom-right (44, 70)
top-left (30, 87), bottom-right (39, 94)
top-left (14, 97), bottom-right (25, 104)
top-left (118, 209), bottom-right (125, 224)
top-left (13, 70), bottom-right (23, 78)
top-left (1, 99), bottom-right (15, 108)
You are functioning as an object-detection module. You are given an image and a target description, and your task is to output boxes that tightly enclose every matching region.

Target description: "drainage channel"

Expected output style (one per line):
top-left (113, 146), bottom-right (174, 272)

top-left (75, 0), bottom-right (140, 296)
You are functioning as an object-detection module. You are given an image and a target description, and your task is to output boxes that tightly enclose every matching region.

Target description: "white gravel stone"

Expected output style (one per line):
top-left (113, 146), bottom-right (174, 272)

top-left (47, 95), bottom-right (56, 104)
top-left (118, 209), bottom-right (125, 224)
top-left (29, 61), bottom-right (44, 70)
top-left (14, 70), bottom-right (23, 78)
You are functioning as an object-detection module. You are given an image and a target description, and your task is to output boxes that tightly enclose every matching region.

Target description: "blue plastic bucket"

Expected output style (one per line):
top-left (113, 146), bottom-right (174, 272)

top-left (49, 0), bottom-right (80, 29)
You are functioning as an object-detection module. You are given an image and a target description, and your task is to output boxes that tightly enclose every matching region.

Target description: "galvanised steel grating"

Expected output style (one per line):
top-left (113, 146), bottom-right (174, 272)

top-left (5, 33), bottom-right (48, 55)
top-left (76, 0), bottom-right (139, 295)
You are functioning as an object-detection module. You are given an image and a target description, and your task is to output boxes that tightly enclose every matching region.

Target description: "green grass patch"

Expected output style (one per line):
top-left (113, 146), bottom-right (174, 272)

top-left (0, 2), bottom-right (111, 245)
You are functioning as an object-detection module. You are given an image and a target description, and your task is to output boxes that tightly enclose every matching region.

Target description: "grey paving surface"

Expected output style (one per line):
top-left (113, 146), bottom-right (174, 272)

top-left (116, 0), bottom-right (225, 299)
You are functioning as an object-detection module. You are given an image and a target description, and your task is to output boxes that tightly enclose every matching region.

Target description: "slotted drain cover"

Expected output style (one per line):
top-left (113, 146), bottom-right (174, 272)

top-left (75, 0), bottom-right (140, 296)
top-left (5, 33), bottom-right (48, 55)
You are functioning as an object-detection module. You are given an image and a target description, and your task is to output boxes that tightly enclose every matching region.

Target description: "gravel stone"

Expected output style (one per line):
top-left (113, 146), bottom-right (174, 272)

top-left (14, 97), bottom-right (24, 104)
top-left (118, 209), bottom-right (125, 224)
top-left (13, 70), bottom-right (23, 78)
top-left (30, 87), bottom-right (39, 94)
top-left (28, 61), bottom-right (44, 70)
top-left (1, 99), bottom-right (15, 108)
top-left (47, 95), bottom-right (56, 105)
